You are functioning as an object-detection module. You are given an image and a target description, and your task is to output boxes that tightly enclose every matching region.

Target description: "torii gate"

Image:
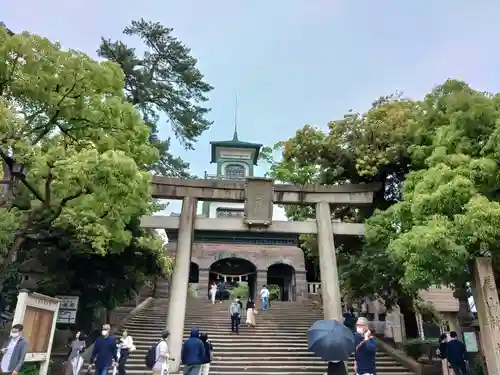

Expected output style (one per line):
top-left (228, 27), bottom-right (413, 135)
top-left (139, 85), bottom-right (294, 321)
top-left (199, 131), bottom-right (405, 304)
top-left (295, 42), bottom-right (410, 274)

top-left (141, 176), bottom-right (378, 373)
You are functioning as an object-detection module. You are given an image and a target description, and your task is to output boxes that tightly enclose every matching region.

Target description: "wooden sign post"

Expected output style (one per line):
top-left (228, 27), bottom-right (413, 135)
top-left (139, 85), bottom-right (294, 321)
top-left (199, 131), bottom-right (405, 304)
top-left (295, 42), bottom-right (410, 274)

top-left (12, 290), bottom-right (61, 375)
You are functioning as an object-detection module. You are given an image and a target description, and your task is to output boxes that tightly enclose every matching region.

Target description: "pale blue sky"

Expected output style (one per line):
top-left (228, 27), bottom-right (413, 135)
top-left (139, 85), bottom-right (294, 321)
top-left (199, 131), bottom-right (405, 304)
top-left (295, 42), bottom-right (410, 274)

top-left (4, 1), bottom-right (500, 215)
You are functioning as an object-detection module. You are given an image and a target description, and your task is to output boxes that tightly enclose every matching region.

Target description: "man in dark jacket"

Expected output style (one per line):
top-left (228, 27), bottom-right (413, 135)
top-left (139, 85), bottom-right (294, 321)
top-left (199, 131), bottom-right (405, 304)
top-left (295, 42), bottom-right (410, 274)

top-left (181, 328), bottom-right (205, 375)
top-left (353, 317), bottom-right (376, 375)
top-left (343, 308), bottom-right (356, 333)
top-left (89, 324), bottom-right (117, 375)
top-left (218, 281), bottom-right (225, 302)
top-left (447, 331), bottom-right (467, 375)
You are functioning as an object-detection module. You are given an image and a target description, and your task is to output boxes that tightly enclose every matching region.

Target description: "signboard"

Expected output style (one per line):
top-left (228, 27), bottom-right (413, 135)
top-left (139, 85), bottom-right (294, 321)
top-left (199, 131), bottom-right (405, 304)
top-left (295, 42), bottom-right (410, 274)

top-left (56, 295), bottom-right (79, 311)
top-left (55, 295), bottom-right (79, 324)
top-left (244, 178), bottom-right (274, 226)
top-left (463, 331), bottom-right (479, 352)
top-left (12, 290), bottom-right (60, 375)
top-left (56, 309), bottom-right (77, 324)
top-left (220, 151), bottom-right (251, 160)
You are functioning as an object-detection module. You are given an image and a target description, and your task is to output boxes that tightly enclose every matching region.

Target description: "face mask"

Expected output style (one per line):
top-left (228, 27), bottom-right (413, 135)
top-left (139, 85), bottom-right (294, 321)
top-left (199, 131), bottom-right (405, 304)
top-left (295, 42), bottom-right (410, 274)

top-left (102, 330), bottom-right (109, 336)
top-left (10, 332), bottom-right (19, 338)
top-left (356, 327), bottom-right (364, 334)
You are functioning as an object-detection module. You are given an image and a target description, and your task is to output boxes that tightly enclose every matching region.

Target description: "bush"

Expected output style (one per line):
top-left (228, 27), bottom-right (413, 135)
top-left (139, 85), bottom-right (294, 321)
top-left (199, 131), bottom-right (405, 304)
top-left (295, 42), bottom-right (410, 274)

top-left (402, 338), bottom-right (439, 361)
top-left (468, 353), bottom-right (485, 375)
top-left (268, 284), bottom-right (280, 301)
top-left (19, 362), bottom-right (40, 375)
top-left (230, 282), bottom-right (249, 299)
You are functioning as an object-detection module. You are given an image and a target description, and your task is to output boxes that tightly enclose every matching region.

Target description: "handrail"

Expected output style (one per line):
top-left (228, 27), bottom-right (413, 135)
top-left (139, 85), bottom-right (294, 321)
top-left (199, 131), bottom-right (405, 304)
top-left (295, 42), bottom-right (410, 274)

top-left (81, 297), bottom-right (154, 362)
top-left (375, 337), bottom-right (423, 375)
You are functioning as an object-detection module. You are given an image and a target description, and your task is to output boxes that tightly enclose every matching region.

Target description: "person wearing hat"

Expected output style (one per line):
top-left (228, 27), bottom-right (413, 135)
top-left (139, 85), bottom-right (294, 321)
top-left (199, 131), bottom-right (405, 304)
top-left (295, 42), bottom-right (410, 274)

top-left (353, 317), bottom-right (376, 375)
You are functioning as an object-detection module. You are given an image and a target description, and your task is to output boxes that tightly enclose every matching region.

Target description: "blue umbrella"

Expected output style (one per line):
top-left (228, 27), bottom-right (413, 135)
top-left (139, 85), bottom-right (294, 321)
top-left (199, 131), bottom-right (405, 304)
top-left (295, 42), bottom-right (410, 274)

top-left (308, 319), bottom-right (355, 362)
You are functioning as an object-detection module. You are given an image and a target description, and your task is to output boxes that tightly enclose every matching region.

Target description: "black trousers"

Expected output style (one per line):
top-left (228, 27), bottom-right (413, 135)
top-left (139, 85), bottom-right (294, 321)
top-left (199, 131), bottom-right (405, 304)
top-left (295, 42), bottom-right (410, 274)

top-left (450, 362), bottom-right (468, 375)
top-left (118, 348), bottom-right (129, 375)
top-left (219, 292), bottom-right (224, 301)
top-left (231, 314), bottom-right (240, 332)
top-left (327, 361), bottom-right (348, 375)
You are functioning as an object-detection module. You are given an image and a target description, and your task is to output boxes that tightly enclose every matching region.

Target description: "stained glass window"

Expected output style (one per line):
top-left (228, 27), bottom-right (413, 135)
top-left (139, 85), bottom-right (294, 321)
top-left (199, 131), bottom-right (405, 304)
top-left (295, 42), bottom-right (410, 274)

top-left (225, 164), bottom-right (246, 179)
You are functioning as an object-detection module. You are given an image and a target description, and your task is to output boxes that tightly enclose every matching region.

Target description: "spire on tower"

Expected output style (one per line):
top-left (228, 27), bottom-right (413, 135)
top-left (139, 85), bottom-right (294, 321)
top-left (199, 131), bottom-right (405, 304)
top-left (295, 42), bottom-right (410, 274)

top-left (233, 93), bottom-right (239, 141)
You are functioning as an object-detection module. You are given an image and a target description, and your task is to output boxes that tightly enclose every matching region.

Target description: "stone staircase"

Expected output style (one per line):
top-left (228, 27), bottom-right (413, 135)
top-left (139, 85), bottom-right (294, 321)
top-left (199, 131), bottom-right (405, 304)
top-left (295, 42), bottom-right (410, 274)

top-left (119, 298), bottom-right (415, 374)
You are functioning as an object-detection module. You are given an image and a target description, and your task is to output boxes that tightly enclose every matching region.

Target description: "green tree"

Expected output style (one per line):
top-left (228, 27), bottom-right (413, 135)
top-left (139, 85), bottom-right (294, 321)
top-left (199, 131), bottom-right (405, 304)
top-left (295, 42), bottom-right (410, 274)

top-left (367, 80), bottom-right (500, 290)
top-left (265, 79), bottom-right (500, 307)
top-left (0, 29), bottom-right (164, 281)
top-left (18, 218), bottom-right (170, 330)
top-left (98, 19), bottom-right (213, 177)
top-left (262, 93), bottom-right (420, 307)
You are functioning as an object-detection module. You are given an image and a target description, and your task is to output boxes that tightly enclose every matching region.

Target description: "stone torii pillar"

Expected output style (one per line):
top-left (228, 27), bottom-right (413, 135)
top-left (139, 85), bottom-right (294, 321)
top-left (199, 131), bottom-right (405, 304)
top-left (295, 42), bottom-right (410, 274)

top-left (166, 197), bottom-right (197, 374)
top-left (316, 201), bottom-right (343, 321)
top-left (473, 257), bottom-right (500, 375)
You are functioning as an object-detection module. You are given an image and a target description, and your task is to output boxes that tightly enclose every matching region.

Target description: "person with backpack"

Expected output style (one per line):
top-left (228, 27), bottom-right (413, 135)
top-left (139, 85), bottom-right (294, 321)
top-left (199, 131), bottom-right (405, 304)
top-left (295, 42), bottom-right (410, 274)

top-left (199, 333), bottom-right (213, 375)
top-left (181, 328), bottom-right (205, 375)
top-left (230, 298), bottom-right (242, 333)
top-left (145, 330), bottom-right (170, 375)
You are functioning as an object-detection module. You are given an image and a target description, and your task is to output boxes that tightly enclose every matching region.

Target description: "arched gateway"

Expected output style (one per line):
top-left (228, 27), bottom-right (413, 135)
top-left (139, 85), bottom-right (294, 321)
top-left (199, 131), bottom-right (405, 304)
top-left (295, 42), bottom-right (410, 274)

top-left (267, 263), bottom-right (296, 301)
top-left (208, 257), bottom-right (257, 298)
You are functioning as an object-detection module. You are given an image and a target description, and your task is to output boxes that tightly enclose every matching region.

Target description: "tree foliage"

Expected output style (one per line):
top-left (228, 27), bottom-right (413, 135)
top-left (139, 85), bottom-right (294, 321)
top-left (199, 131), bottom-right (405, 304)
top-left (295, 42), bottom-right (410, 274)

top-left (262, 93), bottom-right (418, 306)
top-left (19, 218), bottom-right (170, 327)
top-left (370, 80), bottom-right (500, 290)
top-left (264, 80), bottom-right (500, 306)
top-left (98, 19), bottom-right (213, 177)
top-left (0, 28), bottom-right (169, 309)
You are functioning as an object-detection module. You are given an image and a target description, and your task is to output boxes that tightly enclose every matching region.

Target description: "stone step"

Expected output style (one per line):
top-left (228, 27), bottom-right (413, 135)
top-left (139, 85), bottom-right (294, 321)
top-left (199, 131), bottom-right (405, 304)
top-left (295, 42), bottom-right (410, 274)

top-left (131, 317), bottom-right (308, 325)
top-left (115, 297), bottom-right (414, 375)
top-left (89, 371), bottom-right (412, 375)
top-left (125, 325), bottom-right (313, 332)
top-left (130, 339), bottom-right (311, 346)
top-left (125, 356), bottom-right (400, 364)
top-left (120, 363), bottom-right (412, 373)
top-left (132, 313), bottom-right (323, 320)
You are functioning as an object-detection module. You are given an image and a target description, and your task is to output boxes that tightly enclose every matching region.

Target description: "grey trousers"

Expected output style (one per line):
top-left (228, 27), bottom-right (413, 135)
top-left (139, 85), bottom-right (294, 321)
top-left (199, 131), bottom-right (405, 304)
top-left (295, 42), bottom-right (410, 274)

top-left (183, 365), bottom-right (201, 375)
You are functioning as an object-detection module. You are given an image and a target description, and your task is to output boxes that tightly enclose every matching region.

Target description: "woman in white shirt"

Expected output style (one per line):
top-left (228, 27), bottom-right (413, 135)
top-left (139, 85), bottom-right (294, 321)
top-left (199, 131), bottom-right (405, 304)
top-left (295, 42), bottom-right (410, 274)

top-left (209, 282), bottom-right (218, 304)
top-left (153, 330), bottom-right (170, 375)
top-left (118, 330), bottom-right (135, 375)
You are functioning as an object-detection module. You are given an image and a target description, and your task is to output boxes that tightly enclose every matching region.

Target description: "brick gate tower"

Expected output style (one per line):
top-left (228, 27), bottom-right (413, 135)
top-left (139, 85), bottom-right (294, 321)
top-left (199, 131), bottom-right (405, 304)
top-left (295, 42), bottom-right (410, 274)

top-left (167, 130), bottom-right (308, 301)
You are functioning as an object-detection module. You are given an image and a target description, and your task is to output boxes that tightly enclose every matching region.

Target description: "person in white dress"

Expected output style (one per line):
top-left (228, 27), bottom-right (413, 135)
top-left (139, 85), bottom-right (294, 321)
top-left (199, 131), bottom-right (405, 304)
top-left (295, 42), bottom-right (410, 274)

top-left (209, 282), bottom-right (217, 304)
top-left (152, 330), bottom-right (170, 375)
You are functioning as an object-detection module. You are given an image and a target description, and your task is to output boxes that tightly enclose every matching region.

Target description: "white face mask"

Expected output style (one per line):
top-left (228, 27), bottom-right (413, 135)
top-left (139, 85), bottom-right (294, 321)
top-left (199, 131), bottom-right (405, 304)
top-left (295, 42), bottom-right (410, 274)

top-left (102, 330), bottom-right (109, 336)
top-left (10, 332), bottom-right (19, 338)
top-left (356, 327), bottom-right (365, 334)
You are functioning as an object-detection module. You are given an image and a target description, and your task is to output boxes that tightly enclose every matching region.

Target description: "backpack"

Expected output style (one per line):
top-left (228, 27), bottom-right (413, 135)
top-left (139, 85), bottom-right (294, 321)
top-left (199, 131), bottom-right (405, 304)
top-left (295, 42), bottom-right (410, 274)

top-left (209, 341), bottom-right (214, 361)
top-left (145, 340), bottom-right (162, 369)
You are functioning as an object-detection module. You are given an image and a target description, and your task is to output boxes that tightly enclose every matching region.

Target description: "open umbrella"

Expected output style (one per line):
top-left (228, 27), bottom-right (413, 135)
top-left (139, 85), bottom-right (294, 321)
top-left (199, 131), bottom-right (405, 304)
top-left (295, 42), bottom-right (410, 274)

top-left (308, 319), bottom-right (355, 362)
